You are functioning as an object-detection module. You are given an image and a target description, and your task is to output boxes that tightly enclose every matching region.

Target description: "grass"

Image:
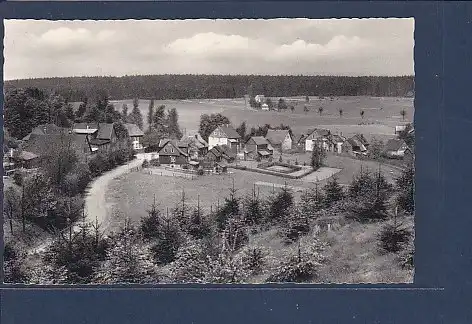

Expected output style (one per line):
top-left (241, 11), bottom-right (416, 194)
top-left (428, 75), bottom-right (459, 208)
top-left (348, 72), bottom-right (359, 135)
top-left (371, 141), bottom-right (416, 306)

top-left (106, 96), bottom-right (413, 141)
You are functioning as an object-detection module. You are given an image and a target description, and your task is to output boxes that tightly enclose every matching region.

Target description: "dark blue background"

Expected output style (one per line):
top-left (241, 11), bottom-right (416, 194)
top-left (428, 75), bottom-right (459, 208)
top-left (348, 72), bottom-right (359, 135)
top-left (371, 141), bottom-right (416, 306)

top-left (1, 1), bottom-right (471, 323)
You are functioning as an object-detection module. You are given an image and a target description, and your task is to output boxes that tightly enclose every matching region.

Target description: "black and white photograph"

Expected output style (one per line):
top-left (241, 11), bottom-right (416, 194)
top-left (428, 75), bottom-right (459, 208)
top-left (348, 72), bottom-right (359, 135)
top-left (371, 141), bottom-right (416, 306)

top-left (3, 18), bottom-right (415, 284)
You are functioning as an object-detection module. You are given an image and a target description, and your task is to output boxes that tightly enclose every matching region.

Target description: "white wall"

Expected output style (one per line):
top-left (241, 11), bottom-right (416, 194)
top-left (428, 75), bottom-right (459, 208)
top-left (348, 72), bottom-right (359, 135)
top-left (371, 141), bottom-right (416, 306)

top-left (208, 136), bottom-right (228, 150)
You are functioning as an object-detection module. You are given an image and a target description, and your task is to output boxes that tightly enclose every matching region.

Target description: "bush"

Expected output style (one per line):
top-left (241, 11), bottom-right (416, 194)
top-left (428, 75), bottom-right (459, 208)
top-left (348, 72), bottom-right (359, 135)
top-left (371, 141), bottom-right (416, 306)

top-left (241, 247), bottom-right (266, 275)
top-left (378, 224), bottom-right (411, 253)
top-left (197, 168), bottom-right (205, 176)
top-left (13, 170), bottom-right (24, 186)
top-left (182, 164), bottom-right (189, 170)
top-left (3, 242), bottom-right (30, 283)
top-left (142, 159), bottom-right (150, 168)
top-left (266, 257), bottom-right (317, 283)
top-left (150, 159), bottom-right (160, 167)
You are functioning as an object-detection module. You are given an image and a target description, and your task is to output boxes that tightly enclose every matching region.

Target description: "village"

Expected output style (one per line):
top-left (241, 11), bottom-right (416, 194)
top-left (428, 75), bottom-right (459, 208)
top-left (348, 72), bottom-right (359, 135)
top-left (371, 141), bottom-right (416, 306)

top-left (3, 18), bottom-right (415, 285)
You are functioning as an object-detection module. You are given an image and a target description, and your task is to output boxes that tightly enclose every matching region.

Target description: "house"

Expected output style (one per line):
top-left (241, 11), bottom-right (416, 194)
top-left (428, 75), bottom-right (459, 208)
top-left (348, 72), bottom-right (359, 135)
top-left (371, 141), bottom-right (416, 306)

top-left (244, 136), bottom-right (273, 160)
top-left (261, 103), bottom-right (269, 111)
top-left (156, 140), bottom-right (189, 166)
top-left (395, 125), bottom-right (407, 135)
top-left (327, 134), bottom-right (346, 154)
top-left (265, 129), bottom-right (293, 152)
top-left (346, 134), bottom-right (369, 155)
top-left (383, 139), bottom-right (410, 158)
top-left (179, 133), bottom-right (209, 160)
top-left (21, 124), bottom-right (68, 142)
top-left (9, 150), bottom-right (40, 169)
top-left (87, 123), bottom-right (129, 154)
top-left (255, 95), bottom-right (265, 104)
top-left (202, 145), bottom-right (235, 173)
top-left (124, 123), bottom-right (145, 152)
top-left (208, 124), bottom-right (241, 154)
top-left (21, 132), bottom-right (92, 164)
top-left (305, 129), bottom-right (331, 151)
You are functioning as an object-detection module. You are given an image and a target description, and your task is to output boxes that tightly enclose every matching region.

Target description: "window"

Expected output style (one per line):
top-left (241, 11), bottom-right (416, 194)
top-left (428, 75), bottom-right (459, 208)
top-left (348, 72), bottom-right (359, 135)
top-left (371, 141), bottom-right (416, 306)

top-left (171, 147), bottom-right (174, 153)
top-left (170, 156), bottom-right (176, 163)
top-left (164, 148), bottom-right (168, 153)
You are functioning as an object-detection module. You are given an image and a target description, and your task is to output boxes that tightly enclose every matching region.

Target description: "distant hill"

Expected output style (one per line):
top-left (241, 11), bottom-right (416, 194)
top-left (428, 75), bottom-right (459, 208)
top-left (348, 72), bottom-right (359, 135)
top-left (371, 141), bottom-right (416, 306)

top-left (4, 74), bottom-right (415, 102)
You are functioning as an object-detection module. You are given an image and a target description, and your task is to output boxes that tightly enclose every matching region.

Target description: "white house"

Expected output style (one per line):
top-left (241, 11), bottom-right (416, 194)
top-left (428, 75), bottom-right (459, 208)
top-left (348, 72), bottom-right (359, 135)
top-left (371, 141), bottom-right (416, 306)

top-left (384, 139), bottom-right (409, 158)
top-left (255, 95), bottom-right (265, 104)
top-left (124, 123), bottom-right (145, 151)
top-left (305, 129), bottom-right (331, 151)
top-left (208, 124), bottom-right (241, 154)
top-left (265, 129), bottom-right (293, 152)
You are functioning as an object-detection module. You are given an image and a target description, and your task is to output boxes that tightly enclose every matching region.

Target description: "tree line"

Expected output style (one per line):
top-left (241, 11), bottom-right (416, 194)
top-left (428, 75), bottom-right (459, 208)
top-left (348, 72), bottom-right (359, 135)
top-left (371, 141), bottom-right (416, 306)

top-left (5, 75), bottom-right (415, 102)
top-left (4, 164), bottom-right (414, 284)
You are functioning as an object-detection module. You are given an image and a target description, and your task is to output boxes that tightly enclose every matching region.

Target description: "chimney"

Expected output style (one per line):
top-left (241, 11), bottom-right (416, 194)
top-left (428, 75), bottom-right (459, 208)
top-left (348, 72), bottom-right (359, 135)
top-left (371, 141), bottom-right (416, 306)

top-left (86, 125), bottom-right (89, 130)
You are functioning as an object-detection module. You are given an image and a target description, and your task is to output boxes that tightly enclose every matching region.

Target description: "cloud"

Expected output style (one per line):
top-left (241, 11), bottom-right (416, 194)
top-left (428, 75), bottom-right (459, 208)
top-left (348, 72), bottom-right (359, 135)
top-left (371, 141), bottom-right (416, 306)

top-left (4, 19), bottom-right (414, 80)
top-left (28, 27), bottom-right (117, 56)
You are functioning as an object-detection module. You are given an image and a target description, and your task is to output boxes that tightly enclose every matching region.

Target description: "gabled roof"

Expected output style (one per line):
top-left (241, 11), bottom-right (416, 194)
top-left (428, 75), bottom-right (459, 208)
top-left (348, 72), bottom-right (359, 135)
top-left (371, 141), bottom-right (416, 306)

top-left (73, 123), bottom-right (99, 130)
top-left (247, 136), bottom-right (269, 146)
top-left (14, 150), bottom-right (39, 161)
top-left (97, 123), bottom-right (114, 140)
top-left (351, 134), bottom-right (369, 145)
top-left (384, 139), bottom-right (407, 152)
top-left (157, 140), bottom-right (189, 157)
top-left (22, 133), bottom-right (91, 158)
top-left (207, 145), bottom-right (236, 160)
top-left (22, 124), bottom-right (69, 141)
top-left (265, 129), bottom-right (291, 145)
top-left (210, 125), bottom-right (241, 139)
top-left (329, 134), bottom-right (345, 144)
top-left (124, 123), bottom-right (144, 137)
top-left (305, 128), bottom-right (331, 140)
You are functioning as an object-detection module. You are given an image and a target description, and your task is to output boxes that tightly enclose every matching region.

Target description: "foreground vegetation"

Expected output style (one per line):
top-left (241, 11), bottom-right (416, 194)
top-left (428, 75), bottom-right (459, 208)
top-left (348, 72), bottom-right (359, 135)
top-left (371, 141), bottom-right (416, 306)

top-left (4, 163), bottom-right (414, 284)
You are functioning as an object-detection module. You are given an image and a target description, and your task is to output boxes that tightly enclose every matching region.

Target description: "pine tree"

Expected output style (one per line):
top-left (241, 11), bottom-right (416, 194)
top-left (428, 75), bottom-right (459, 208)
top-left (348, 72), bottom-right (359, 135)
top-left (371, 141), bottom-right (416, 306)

top-left (147, 99), bottom-right (155, 130)
top-left (323, 176), bottom-right (344, 207)
top-left (167, 107), bottom-right (183, 139)
top-left (129, 100), bottom-right (143, 130)
top-left (299, 184), bottom-right (324, 219)
top-left (396, 166), bottom-right (414, 214)
top-left (216, 180), bottom-right (240, 230)
top-left (121, 103), bottom-right (129, 122)
top-left (243, 185), bottom-right (264, 226)
top-left (268, 183), bottom-right (294, 222)
top-left (310, 143), bottom-right (326, 169)
top-left (139, 195), bottom-right (162, 240)
top-left (150, 216), bottom-right (182, 265)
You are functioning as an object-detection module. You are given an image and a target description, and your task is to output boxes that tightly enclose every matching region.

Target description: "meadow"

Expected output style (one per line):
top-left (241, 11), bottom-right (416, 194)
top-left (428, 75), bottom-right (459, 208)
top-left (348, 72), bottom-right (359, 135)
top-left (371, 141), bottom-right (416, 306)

top-left (111, 96), bottom-right (414, 141)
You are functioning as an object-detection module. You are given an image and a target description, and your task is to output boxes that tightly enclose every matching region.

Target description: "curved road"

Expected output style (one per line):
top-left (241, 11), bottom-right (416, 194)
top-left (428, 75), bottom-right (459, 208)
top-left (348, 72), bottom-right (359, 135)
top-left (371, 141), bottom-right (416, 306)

top-left (84, 154), bottom-right (145, 234)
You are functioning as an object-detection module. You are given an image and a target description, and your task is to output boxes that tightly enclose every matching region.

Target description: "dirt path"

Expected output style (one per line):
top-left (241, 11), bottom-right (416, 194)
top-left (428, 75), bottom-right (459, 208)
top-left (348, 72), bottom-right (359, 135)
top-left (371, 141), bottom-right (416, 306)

top-left (84, 154), bottom-right (145, 234)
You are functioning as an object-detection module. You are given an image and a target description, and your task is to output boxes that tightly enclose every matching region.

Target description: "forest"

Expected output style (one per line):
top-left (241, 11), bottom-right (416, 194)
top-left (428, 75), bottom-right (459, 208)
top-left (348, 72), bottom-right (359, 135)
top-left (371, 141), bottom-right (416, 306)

top-left (4, 74), bottom-right (415, 102)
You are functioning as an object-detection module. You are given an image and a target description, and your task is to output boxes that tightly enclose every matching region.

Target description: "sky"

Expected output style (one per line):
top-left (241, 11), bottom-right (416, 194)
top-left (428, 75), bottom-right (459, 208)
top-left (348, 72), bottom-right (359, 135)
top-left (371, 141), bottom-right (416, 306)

top-left (4, 19), bottom-right (414, 80)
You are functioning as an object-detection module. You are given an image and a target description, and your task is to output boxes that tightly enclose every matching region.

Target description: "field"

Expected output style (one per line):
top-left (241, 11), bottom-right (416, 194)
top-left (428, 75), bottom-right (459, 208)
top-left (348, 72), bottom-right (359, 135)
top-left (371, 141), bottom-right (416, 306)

top-left (109, 96), bottom-right (414, 141)
top-left (105, 152), bottom-right (402, 232)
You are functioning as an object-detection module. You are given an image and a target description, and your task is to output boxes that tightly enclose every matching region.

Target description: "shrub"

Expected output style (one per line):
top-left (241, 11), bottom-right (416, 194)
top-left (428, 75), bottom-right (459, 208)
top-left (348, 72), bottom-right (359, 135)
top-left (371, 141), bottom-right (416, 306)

top-left (279, 155), bottom-right (283, 163)
top-left (241, 247), bottom-right (266, 275)
top-left (182, 164), bottom-right (189, 170)
top-left (266, 257), bottom-right (317, 283)
top-left (378, 224), bottom-right (411, 253)
top-left (3, 243), bottom-right (30, 283)
top-left (142, 159), bottom-right (150, 168)
top-left (197, 168), bottom-right (205, 176)
top-left (150, 159), bottom-right (160, 167)
top-left (13, 170), bottom-right (24, 186)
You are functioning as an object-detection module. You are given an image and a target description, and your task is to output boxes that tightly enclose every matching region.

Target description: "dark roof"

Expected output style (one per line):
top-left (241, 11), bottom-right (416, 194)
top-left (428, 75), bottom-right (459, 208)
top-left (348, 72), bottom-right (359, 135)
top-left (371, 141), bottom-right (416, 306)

top-left (22, 124), bottom-right (69, 141)
top-left (384, 139), bottom-right (407, 152)
top-left (329, 134), bottom-right (345, 143)
top-left (306, 128), bottom-right (331, 140)
top-left (293, 133), bottom-right (307, 144)
top-left (207, 145), bottom-right (236, 160)
top-left (248, 136), bottom-right (269, 146)
top-left (89, 138), bottom-right (110, 146)
top-left (351, 134), bottom-right (369, 145)
top-left (22, 133), bottom-right (91, 158)
top-left (212, 125), bottom-right (241, 139)
top-left (157, 140), bottom-right (189, 157)
top-left (124, 123), bottom-right (144, 137)
top-left (97, 123), bottom-right (114, 140)
top-left (265, 129), bottom-right (291, 145)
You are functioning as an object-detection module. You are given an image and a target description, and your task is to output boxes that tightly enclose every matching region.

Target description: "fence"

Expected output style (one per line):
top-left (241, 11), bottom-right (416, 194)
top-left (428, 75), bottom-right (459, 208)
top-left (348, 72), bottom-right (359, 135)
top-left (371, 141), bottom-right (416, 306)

top-left (147, 168), bottom-right (197, 180)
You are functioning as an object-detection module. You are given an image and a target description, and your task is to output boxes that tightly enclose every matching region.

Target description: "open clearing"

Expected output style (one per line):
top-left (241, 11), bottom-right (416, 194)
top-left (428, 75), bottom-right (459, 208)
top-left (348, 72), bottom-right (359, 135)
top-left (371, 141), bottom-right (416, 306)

top-left (106, 153), bottom-right (402, 230)
top-left (109, 96), bottom-right (413, 141)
